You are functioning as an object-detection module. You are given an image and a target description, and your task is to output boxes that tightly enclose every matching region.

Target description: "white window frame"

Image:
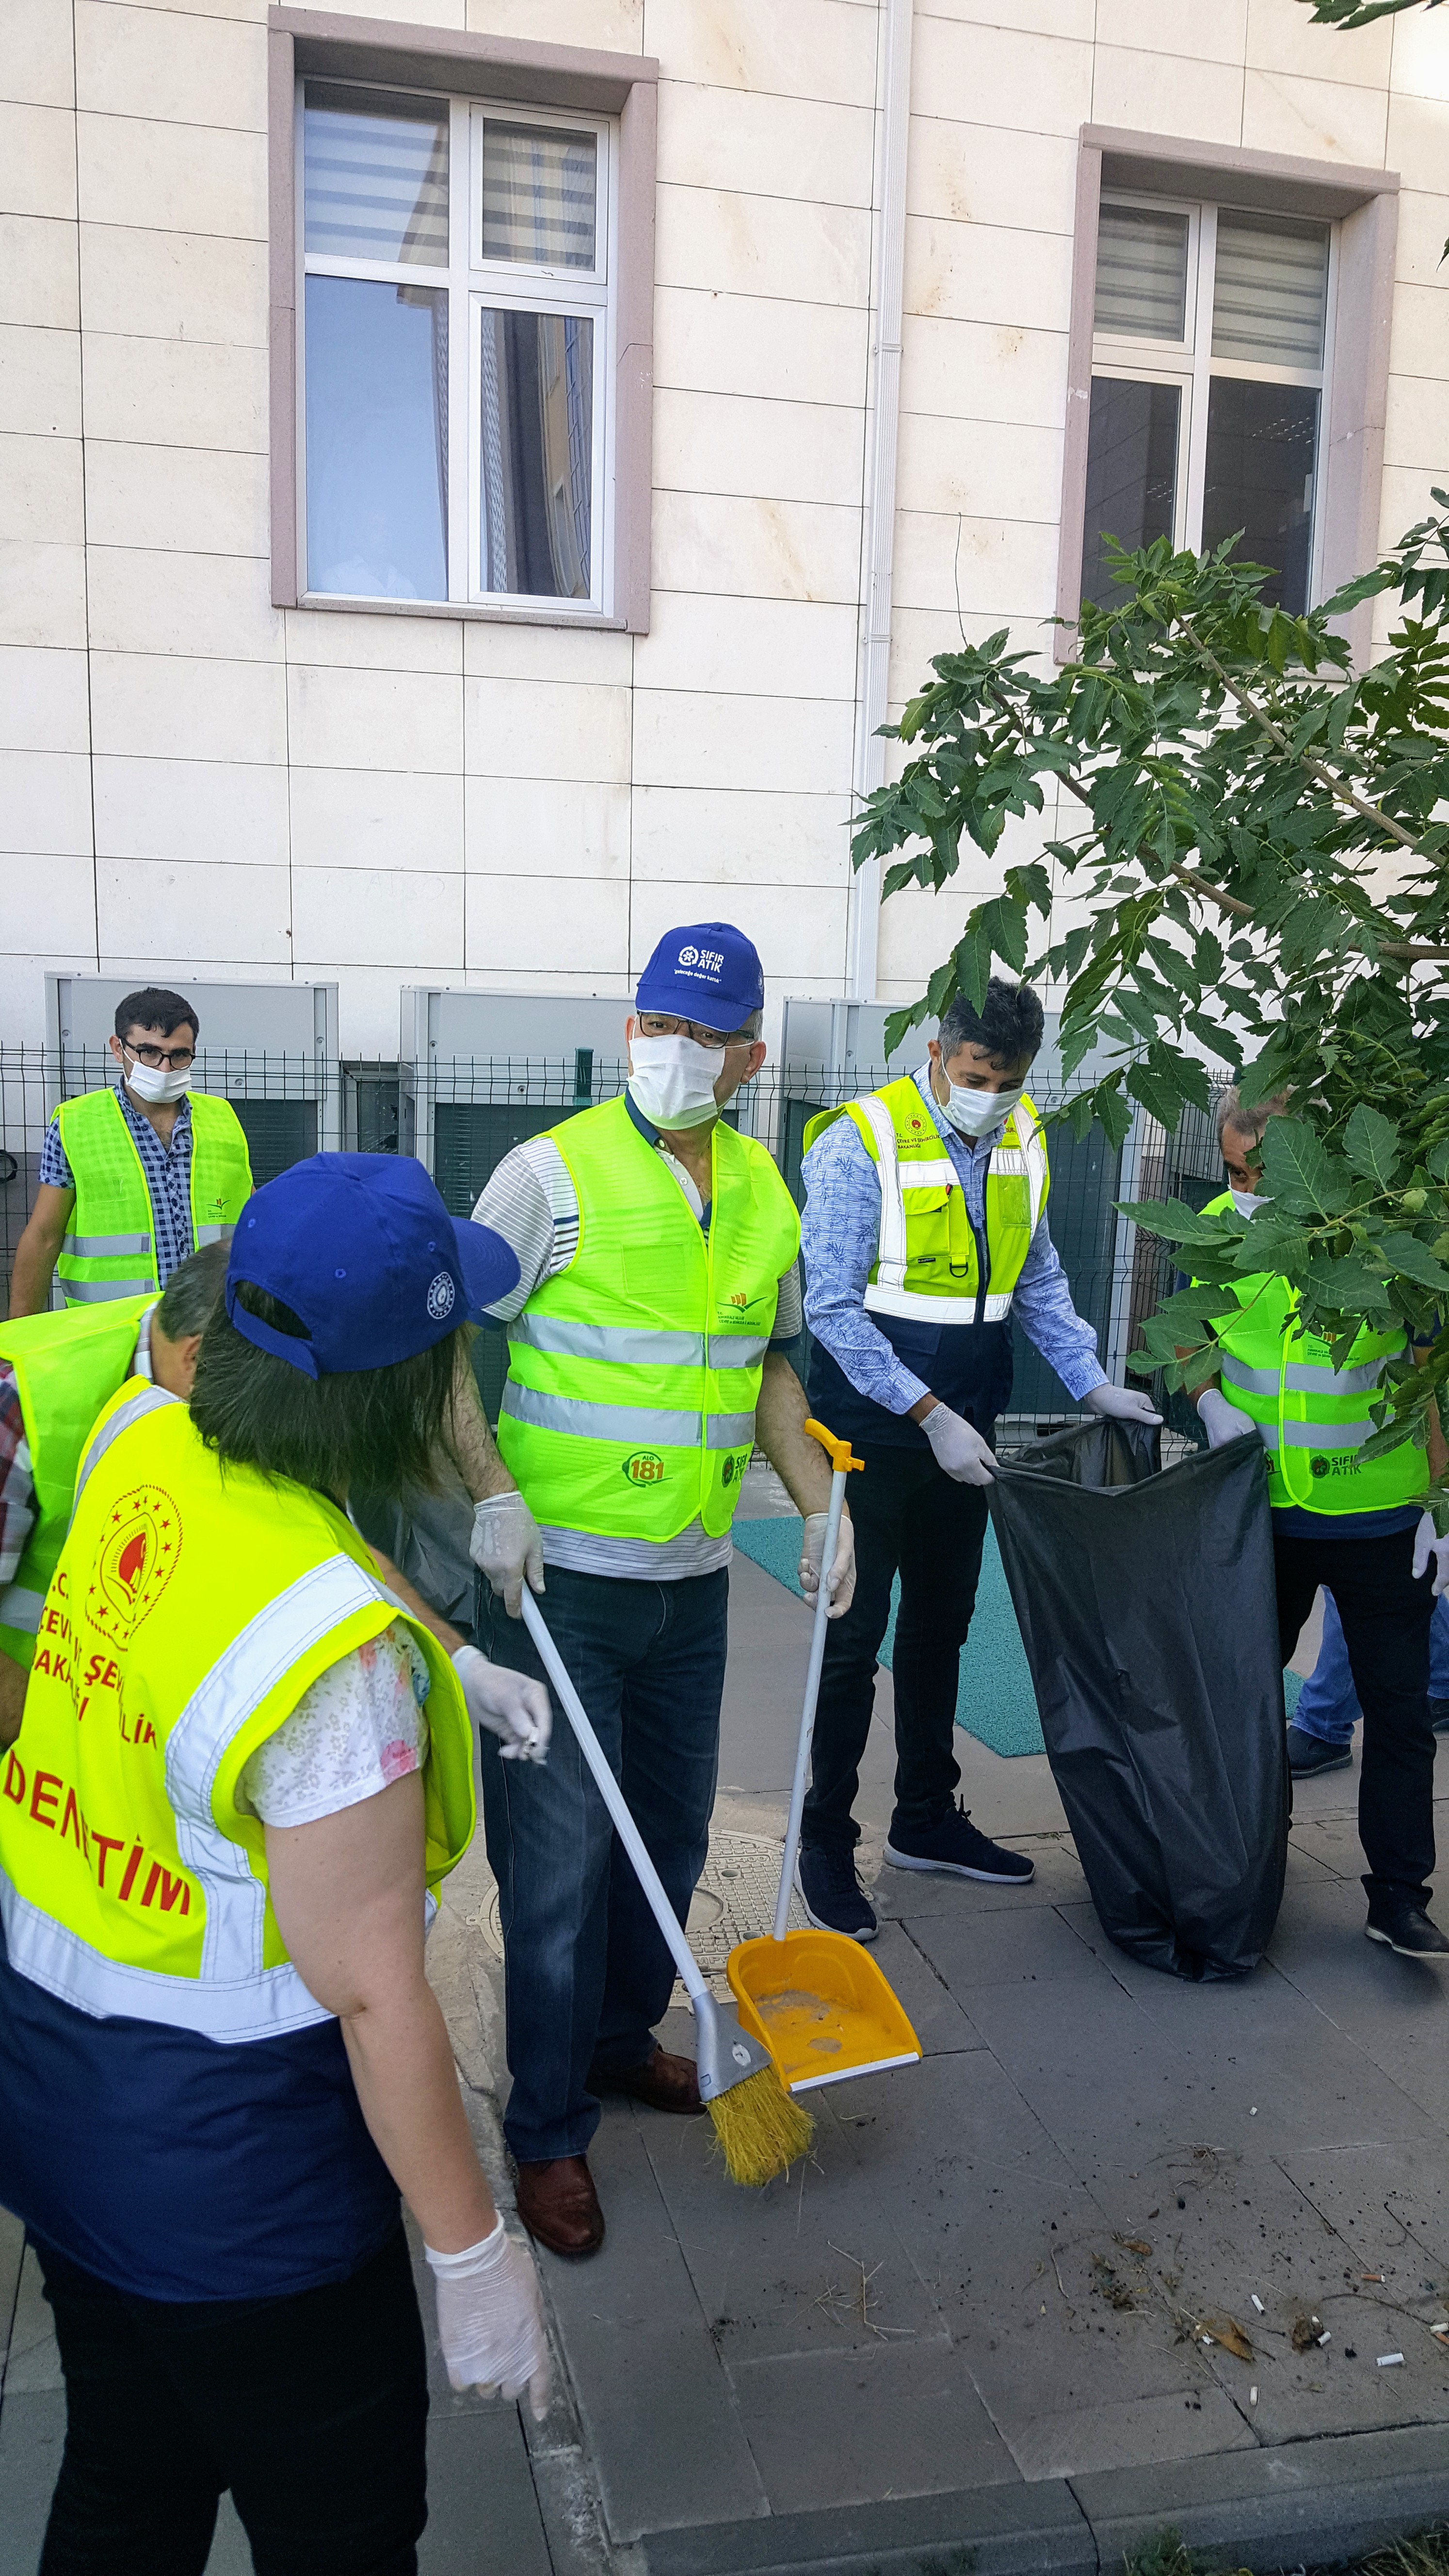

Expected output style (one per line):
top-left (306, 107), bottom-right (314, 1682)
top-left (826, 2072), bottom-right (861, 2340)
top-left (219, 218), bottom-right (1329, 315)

top-left (1088, 189), bottom-right (1338, 608)
top-left (295, 75), bottom-right (618, 618)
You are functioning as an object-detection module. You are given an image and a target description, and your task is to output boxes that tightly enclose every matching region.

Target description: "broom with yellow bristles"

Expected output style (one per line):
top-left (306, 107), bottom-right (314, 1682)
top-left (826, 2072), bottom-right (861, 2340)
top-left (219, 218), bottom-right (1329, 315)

top-left (521, 1594), bottom-right (813, 2185)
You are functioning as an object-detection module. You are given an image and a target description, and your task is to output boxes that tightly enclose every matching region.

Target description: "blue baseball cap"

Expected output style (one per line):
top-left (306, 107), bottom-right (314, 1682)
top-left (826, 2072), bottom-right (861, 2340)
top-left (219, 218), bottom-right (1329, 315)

top-left (635, 922), bottom-right (764, 1030)
top-left (224, 1154), bottom-right (519, 1379)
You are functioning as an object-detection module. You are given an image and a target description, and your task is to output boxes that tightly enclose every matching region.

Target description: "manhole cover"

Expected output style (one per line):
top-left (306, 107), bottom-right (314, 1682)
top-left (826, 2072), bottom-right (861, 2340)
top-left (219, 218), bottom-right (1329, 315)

top-left (464, 1830), bottom-right (805, 2005)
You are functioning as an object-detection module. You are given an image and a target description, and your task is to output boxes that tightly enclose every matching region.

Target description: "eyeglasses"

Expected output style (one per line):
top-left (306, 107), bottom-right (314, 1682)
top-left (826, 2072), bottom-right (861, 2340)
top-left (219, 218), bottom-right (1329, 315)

top-left (636, 1013), bottom-right (757, 1050)
top-left (124, 1041), bottom-right (195, 1070)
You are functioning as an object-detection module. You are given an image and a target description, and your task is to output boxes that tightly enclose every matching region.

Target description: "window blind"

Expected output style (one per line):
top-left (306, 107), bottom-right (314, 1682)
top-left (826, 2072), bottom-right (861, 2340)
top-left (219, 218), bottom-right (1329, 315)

top-left (1094, 203), bottom-right (1190, 341)
top-left (1212, 213), bottom-right (1329, 369)
top-left (304, 85), bottom-right (449, 268)
top-left (480, 123), bottom-right (597, 269)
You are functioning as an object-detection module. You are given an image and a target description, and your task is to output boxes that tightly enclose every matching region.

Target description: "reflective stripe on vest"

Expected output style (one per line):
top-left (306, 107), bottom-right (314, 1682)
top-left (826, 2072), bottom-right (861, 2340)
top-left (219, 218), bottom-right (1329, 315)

top-left (509, 1314), bottom-right (771, 1371)
top-left (73, 1381), bottom-right (181, 1512)
top-left (0, 1296), bottom-right (156, 1674)
top-left (501, 1383), bottom-right (758, 1450)
top-left (61, 1232), bottom-right (152, 1259)
top-left (840, 1082), bottom-right (1049, 1326)
top-left (53, 1090), bottom-right (251, 1306)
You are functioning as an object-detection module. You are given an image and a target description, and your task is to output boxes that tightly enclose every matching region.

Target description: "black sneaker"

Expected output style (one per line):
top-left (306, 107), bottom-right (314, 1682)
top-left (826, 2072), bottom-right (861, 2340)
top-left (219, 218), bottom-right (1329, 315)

top-left (795, 1847), bottom-right (878, 1942)
top-left (1431, 1699), bottom-right (1449, 1735)
top-left (886, 1800), bottom-right (1034, 1885)
top-left (1287, 1724), bottom-right (1353, 1779)
top-left (1366, 1904), bottom-right (1449, 1960)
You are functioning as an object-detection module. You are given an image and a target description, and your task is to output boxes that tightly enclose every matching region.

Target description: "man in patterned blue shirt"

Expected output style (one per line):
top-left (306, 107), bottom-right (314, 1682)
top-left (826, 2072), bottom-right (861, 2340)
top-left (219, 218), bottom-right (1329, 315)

top-left (796, 979), bottom-right (1160, 1941)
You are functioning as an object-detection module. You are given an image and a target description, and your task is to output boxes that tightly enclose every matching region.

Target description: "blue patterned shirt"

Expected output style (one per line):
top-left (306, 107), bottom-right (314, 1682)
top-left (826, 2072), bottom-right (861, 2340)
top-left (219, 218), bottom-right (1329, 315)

top-left (801, 1066), bottom-right (1108, 1417)
top-left (39, 1084), bottom-right (198, 1288)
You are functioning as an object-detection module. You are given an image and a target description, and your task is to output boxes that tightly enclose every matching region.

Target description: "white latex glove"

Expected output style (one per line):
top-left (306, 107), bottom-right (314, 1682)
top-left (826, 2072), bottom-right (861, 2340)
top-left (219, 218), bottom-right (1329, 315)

top-left (800, 1511), bottom-right (856, 1619)
top-left (1084, 1381), bottom-right (1162, 1426)
top-left (920, 1401), bottom-right (996, 1486)
top-left (425, 2217), bottom-right (551, 2419)
top-left (469, 1491), bottom-right (545, 1619)
top-left (1413, 1510), bottom-right (1449, 1598)
top-left (451, 1644), bottom-right (551, 1764)
top-left (1198, 1387), bottom-right (1256, 1451)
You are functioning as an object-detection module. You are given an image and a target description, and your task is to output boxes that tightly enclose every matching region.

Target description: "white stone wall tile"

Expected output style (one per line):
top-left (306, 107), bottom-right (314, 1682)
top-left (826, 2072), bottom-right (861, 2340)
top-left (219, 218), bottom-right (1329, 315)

top-left (911, 18), bottom-right (1093, 139)
top-left (1096, 0), bottom-right (1247, 64)
top-left (8, 0), bottom-right (75, 109)
top-left (1384, 93), bottom-right (1449, 192)
top-left (0, 433), bottom-right (82, 546)
top-left (463, 775), bottom-right (632, 880)
top-left (466, 0), bottom-right (643, 45)
top-left (0, 215), bottom-right (78, 329)
top-left (74, 2), bottom-right (266, 130)
top-left (889, 606), bottom-right (1057, 703)
top-left (904, 216), bottom-right (1072, 334)
top-left (655, 80), bottom-right (874, 209)
top-left (0, 324), bottom-right (80, 437)
top-left (631, 785), bottom-right (853, 887)
top-left (876, 873), bottom-right (1012, 989)
top-left (76, 112), bottom-right (267, 242)
top-left (328, 965), bottom-right (411, 1060)
top-left (0, 543), bottom-right (87, 647)
top-left (1394, 190), bottom-right (1449, 289)
top-left (93, 754), bottom-right (288, 865)
top-left (293, 865), bottom-right (463, 970)
top-left (896, 410), bottom-right (1064, 526)
top-left (633, 591), bottom-right (858, 700)
top-left (893, 509), bottom-right (1060, 621)
top-left (653, 388), bottom-right (864, 510)
top-left (85, 441), bottom-right (268, 558)
top-left (913, 0), bottom-right (1093, 34)
top-left (1246, 0), bottom-right (1394, 84)
top-left (464, 675), bottom-right (630, 782)
top-left (90, 651), bottom-right (287, 764)
top-left (1241, 68), bottom-right (1389, 162)
top-left (644, 0), bottom-right (877, 110)
top-left (907, 117), bottom-right (1077, 236)
top-left (0, 104), bottom-right (78, 221)
top-left (0, 851), bottom-right (97, 952)
top-left (290, 766), bottom-right (465, 875)
top-left (632, 687), bottom-right (853, 797)
top-left (0, 954), bottom-right (100, 1039)
top-left (465, 871), bottom-right (628, 975)
top-left (288, 663), bottom-right (464, 774)
top-left (1092, 47), bottom-right (1245, 145)
top-left (1390, 9), bottom-right (1449, 99)
top-left (655, 184), bottom-right (871, 309)
top-left (1385, 284), bottom-right (1449, 386)
top-left (0, 750), bottom-right (93, 853)
top-left (655, 284), bottom-right (869, 407)
top-left (300, 0), bottom-right (462, 19)
top-left (1385, 372), bottom-right (1446, 467)
top-left (79, 225), bottom-right (266, 347)
top-left (653, 489), bottom-right (863, 606)
top-left (629, 876), bottom-right (847, 982)
top-left (82, 335), bottom-right (268, 453)
top-left (96, 854), bottom-right (291, 962)
top-left (1379, 463), bottom-right (1446, 549)
top-left (900, 315), bottom-right (1067, 429)
top-left (87, 545), bottom-right (282, 660)
top-left (0, 646), bottom-right (89, 751)
top-left (286, 611), bottom-right (463, 678)
top-left (461, 623), bottom-right (633, 685)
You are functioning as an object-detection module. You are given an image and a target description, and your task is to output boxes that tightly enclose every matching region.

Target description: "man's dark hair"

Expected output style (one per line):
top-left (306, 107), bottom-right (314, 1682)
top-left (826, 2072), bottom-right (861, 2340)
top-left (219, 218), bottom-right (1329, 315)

top-left (937, 978), bottom-right (1044, 1070)
top-left (114, 987), bottom-right (199, 1043)
top-left (154, 1240), bottom-right (229, 1342)
top-left (190, 1286), bottom-right (467, 1502)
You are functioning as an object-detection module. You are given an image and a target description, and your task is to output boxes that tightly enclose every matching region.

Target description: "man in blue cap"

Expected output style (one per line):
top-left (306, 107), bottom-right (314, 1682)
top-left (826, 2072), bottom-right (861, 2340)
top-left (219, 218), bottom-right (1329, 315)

top-left (465, 924), bottom-right (855, 2257)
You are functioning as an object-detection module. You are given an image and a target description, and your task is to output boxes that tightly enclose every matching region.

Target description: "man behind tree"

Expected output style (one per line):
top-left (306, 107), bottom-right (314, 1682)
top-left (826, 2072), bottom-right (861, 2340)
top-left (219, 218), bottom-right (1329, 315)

top-left (8, 987), bottom-right (252, 1318)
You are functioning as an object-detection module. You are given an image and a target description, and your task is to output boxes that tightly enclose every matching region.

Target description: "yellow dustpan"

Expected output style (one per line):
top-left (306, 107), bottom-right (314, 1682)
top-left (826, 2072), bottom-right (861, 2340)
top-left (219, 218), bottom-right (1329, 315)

top-left (728, 1421), bottom-right (922, 2094)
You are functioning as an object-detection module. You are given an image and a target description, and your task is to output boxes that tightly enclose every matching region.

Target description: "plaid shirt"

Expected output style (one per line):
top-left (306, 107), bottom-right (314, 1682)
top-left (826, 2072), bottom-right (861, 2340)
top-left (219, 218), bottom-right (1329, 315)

top-left (0, 1366), bottom-right (35, 1589)
top-left (39, 1083), bottom-right (198, 1288)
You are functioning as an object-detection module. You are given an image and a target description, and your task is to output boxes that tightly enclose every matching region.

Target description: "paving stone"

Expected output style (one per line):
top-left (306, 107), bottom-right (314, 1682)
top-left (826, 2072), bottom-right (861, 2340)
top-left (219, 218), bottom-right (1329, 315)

top-left (421, 2408), bottom-right (552, 2576)
top-left (1, 2248), bottom-right (61, 2397)
top-left (0, 2387), bottom-right (64, 2574)
top-left (873, 1836), bottom-right (1090, 1925)
top-left (636, 2475), bottom-right (1093, 2576)
top-left (902, 1900), bottom-right (1121, 1992)
top-left (1007, 2382), bottom-right (1254, 2482)
top-left (726, 2340), bottom-right (1019, 2516)
top-left (870, 1921), bottom-right (986, 2058)
top-left (1265, 1876), bottom-right (1449, 2128)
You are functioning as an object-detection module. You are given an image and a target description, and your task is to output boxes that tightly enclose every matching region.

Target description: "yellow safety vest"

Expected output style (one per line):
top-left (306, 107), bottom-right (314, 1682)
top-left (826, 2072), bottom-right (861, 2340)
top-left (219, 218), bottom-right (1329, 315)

top-left (0, 1385), bottom-right (474, 2041)
top-left (804, 1077), bottom-right (1050, 1323)
top-left (0, 1297), bottom-right (153, 1671)
top-left (53, 1087), bottom-right (252, 1305)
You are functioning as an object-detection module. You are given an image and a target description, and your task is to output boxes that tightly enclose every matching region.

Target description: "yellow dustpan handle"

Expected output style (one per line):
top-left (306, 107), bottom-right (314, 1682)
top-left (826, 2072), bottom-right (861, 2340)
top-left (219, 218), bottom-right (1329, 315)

top-left (774, 1423), bottom-right (863, 1941)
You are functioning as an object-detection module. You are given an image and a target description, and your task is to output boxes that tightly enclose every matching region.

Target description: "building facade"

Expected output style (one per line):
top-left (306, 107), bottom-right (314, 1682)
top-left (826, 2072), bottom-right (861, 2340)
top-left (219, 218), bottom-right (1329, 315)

top-left (3, 0), bottom-right (1447, 1056)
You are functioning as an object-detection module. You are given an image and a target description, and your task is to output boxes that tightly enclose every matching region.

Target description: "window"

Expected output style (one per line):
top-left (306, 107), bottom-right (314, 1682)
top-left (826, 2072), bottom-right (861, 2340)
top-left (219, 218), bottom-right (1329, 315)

top-left (1081, 194), bottom-right (1332, 615)
top-left (298, 79), bottom-right (615, 614)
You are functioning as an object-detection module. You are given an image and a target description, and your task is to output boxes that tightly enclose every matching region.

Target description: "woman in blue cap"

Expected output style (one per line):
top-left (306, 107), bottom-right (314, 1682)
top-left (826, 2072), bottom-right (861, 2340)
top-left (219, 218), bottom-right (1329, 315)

top-left (0, 1155), bottom-right (552, 2575)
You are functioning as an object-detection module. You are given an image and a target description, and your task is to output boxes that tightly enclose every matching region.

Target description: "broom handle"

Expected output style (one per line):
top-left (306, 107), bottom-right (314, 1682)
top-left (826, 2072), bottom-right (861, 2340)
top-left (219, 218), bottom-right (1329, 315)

top-left (773, 1465), bottom-right (848, 1942)
top-left (520, 1591), bottom-right (713, 2020)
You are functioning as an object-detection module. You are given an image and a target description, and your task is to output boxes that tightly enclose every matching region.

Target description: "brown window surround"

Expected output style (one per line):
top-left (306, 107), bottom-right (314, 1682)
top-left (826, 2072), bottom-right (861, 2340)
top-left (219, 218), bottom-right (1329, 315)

top-left (267, 6), bottom-right (657, 630)
top-left (1056, 126), bottom-right (1399, 669)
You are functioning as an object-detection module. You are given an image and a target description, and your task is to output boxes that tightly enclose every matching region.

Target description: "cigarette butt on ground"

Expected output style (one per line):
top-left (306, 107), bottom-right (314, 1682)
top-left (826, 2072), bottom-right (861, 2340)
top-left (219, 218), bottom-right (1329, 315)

top-left (1250, 2386), bottom-right (1258, 2405)
top-left (1318, 2331), bottom-right (1331, 2346)
top-left (1378, 2353), bottom-right (1405, 2368)
top-left (1251, 2295), bottom-right (1265, 2313)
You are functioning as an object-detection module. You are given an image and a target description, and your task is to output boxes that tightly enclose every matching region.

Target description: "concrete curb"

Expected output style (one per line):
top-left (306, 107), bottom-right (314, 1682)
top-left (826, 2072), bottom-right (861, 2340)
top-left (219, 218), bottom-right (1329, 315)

top-left (632, 2428), bottom-right (1449, 2576)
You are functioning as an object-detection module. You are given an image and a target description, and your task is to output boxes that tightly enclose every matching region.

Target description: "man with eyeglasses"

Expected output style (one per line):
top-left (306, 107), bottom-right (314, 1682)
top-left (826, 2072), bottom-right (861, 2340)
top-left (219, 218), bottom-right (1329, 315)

top-left (460, 923), bottom-right (854, 2259)
top-left (7, 987), bottom-right (252, 1318)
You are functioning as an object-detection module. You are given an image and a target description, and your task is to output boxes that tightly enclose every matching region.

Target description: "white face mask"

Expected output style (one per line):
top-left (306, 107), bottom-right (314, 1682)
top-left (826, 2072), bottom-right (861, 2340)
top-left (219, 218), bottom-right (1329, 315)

top-left (1230, 1187), bottom-right (1270, 1219)
top-left (939, 1078), bottom-right (1025, 1140)
top-left (627, 1033), bottom-right (724, 1131)
top-left (123, 1049), bottom-right (192, 1106)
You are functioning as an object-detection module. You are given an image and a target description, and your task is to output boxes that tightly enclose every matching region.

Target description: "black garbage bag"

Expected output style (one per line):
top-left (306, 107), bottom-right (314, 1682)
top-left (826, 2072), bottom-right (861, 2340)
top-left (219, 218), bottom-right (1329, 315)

top-left (988, 1419), bottom-right (1287, 1981)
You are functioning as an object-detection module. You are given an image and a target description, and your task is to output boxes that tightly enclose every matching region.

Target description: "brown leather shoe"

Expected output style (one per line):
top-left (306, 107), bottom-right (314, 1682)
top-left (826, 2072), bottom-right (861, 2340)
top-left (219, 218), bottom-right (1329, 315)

top-left (514, 2155), bottom-right (605, 2258)
top-left (589, 2045), bottom-right (704, 2116)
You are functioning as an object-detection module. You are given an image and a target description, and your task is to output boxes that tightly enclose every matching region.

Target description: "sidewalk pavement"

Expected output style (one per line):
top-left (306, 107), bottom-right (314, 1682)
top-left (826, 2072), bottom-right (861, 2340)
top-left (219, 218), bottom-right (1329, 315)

top-left (4, 1529), bottom-right (1448, 2574)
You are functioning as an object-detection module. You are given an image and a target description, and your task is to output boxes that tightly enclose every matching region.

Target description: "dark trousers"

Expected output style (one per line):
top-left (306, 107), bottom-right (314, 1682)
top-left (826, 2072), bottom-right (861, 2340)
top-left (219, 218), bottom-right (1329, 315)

top-left (802, 1443), bottom-right (989, 1854)
top-left (34, 2226), bottom-right (427, 2576)
top-left (1276, 1523), bottom-right (1437, 1907)
top-left (476, 1563), bottom-right (727, 2164)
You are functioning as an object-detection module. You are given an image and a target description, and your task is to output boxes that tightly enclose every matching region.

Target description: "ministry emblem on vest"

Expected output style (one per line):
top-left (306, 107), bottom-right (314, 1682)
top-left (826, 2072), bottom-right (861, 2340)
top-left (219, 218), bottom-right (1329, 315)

top-left (88, 1485), bottom-right (182, 1644)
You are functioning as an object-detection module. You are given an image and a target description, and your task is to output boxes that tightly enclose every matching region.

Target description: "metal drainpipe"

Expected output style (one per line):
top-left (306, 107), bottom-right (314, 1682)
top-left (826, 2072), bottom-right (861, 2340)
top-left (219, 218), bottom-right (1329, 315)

top-left (845, 0), bottom-right (914, 1005)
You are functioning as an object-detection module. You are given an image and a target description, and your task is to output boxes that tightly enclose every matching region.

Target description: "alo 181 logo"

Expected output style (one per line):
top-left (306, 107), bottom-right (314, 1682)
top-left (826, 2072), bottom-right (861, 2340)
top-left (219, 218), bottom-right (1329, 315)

top-left (622, 1451), bottom-right (665, 1486)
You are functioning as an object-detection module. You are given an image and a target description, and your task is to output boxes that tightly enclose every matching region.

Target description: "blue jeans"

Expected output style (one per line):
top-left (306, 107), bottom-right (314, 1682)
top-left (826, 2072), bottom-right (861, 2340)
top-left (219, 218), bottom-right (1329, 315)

top-left (1295, 1588), bottom-right (1449, 1744)
top-left (474, 1563), bottom-right (727, 2166)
